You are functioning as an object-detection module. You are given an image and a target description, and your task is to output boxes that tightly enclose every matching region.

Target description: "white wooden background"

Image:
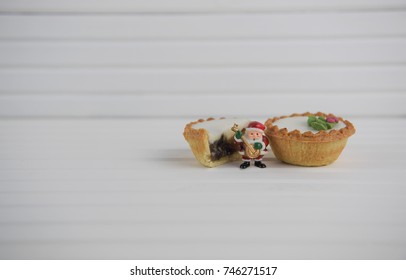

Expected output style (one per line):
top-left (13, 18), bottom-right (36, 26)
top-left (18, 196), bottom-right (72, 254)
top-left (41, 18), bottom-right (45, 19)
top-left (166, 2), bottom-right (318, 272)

top-left (0, 0), bottom-right (406, 117)
top-left (0, 0), bottom-right (405, 260)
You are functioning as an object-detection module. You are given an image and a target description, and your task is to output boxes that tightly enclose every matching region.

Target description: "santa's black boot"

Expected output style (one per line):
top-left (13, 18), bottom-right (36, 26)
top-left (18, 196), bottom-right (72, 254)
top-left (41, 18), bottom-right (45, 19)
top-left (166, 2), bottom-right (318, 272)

top-left (240, 161), bottom-right (250, 169)
top-left (255, 161), bottom-right (266, 168)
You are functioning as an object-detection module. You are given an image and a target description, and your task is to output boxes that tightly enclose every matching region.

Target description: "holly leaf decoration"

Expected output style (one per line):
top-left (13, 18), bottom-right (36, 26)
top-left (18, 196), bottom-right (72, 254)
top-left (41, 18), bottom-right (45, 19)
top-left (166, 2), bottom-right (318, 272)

top-left (310, 121), bottom-right (328, 131)
top-left (307, 115), bottom-right (317, 125)
top-left (308, 115), bottom-right (336, 131)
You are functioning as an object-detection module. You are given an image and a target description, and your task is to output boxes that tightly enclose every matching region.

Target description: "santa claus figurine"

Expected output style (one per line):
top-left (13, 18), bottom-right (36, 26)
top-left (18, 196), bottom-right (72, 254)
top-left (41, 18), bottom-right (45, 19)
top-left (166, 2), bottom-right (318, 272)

top-left (233, 121), bottom-right (270, 169)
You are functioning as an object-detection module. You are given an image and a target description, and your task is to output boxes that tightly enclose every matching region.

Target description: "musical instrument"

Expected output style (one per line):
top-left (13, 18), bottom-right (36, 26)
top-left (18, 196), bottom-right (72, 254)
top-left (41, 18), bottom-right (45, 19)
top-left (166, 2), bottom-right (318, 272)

top-left (231, 124), bottom-right (261, 159)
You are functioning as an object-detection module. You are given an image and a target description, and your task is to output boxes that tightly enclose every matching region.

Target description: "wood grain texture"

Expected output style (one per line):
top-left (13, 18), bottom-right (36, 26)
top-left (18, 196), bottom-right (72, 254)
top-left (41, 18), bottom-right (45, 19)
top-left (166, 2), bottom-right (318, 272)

top-left (0, 2), bottom-right (404, 118)
top-left (1, 39), bottom-right (405, 67)
top-left (1, 12), bottom-right (405, 40)
top-left (0, 92), bottom-right (404, 117)
top-left (1, 0), bottom-right (406, 13)
top-left (1, 67), bottom-right (405, 93)
top-left (0, 117), bottom-right (405, 259)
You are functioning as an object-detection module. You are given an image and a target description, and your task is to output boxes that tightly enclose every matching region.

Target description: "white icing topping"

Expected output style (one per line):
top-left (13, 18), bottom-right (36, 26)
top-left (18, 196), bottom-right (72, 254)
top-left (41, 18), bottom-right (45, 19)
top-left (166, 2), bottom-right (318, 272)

top-left (192, 118), bottom-right (250, 142)
top-left (273, 116), bottom-right (346, 134)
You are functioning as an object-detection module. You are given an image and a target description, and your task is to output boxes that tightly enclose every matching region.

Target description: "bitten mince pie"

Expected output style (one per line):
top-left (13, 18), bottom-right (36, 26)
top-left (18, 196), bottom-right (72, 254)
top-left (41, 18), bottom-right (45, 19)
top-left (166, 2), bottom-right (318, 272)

top-left (184, 118), bottom-right (250, 167)
top-left (265, 112), bottom-right (355, 167)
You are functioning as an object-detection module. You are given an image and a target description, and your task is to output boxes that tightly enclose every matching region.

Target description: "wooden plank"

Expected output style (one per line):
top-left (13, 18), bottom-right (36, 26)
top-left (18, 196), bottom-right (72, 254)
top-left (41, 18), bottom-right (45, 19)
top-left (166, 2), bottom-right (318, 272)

top-left (1, 39), bottom-right (405, 67)
top-left (1, 241), bottom-right (405, 259)
top-left (1, 12), bottom-right (405, 40)
top-left (0, 92), bottom-right (404, 117)
top-left (0, 216), bottom-right (404, 241)
top-left (0, 67), bottom-right (404, 93)
top-left (0, 168), bottom-right (403, 186)
top-left (1, 0), bottom-right (405, 13)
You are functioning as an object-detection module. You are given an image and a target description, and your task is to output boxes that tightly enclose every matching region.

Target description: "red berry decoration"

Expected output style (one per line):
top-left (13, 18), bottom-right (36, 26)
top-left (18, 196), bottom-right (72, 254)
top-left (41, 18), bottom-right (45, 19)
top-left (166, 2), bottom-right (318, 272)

top-left (326, 117), bottom-right (338, 123)
top-left (308, 115), bottom-right (339, 131)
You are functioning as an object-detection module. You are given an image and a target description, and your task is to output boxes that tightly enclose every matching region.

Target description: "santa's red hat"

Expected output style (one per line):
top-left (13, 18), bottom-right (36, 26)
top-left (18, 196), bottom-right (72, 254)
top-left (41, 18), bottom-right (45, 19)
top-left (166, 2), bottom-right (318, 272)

top-left (245, 121), bottom-right (265, 133)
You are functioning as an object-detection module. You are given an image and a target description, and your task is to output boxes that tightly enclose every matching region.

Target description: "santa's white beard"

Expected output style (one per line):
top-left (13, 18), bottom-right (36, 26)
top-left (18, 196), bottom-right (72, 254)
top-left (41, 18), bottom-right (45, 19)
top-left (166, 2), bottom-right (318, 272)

top-left (245, 136), bottom-right (263, 145)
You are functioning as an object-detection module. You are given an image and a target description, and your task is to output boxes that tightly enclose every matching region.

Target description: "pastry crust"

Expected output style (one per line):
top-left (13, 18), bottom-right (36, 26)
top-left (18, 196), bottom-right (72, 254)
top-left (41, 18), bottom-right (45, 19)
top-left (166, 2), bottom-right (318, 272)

top-left (183, 118), bottom-right (241, 168)
top-left (264, 112), bottom-right (356, 167)
top-left (265, 112), bottom-right (355, 142)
